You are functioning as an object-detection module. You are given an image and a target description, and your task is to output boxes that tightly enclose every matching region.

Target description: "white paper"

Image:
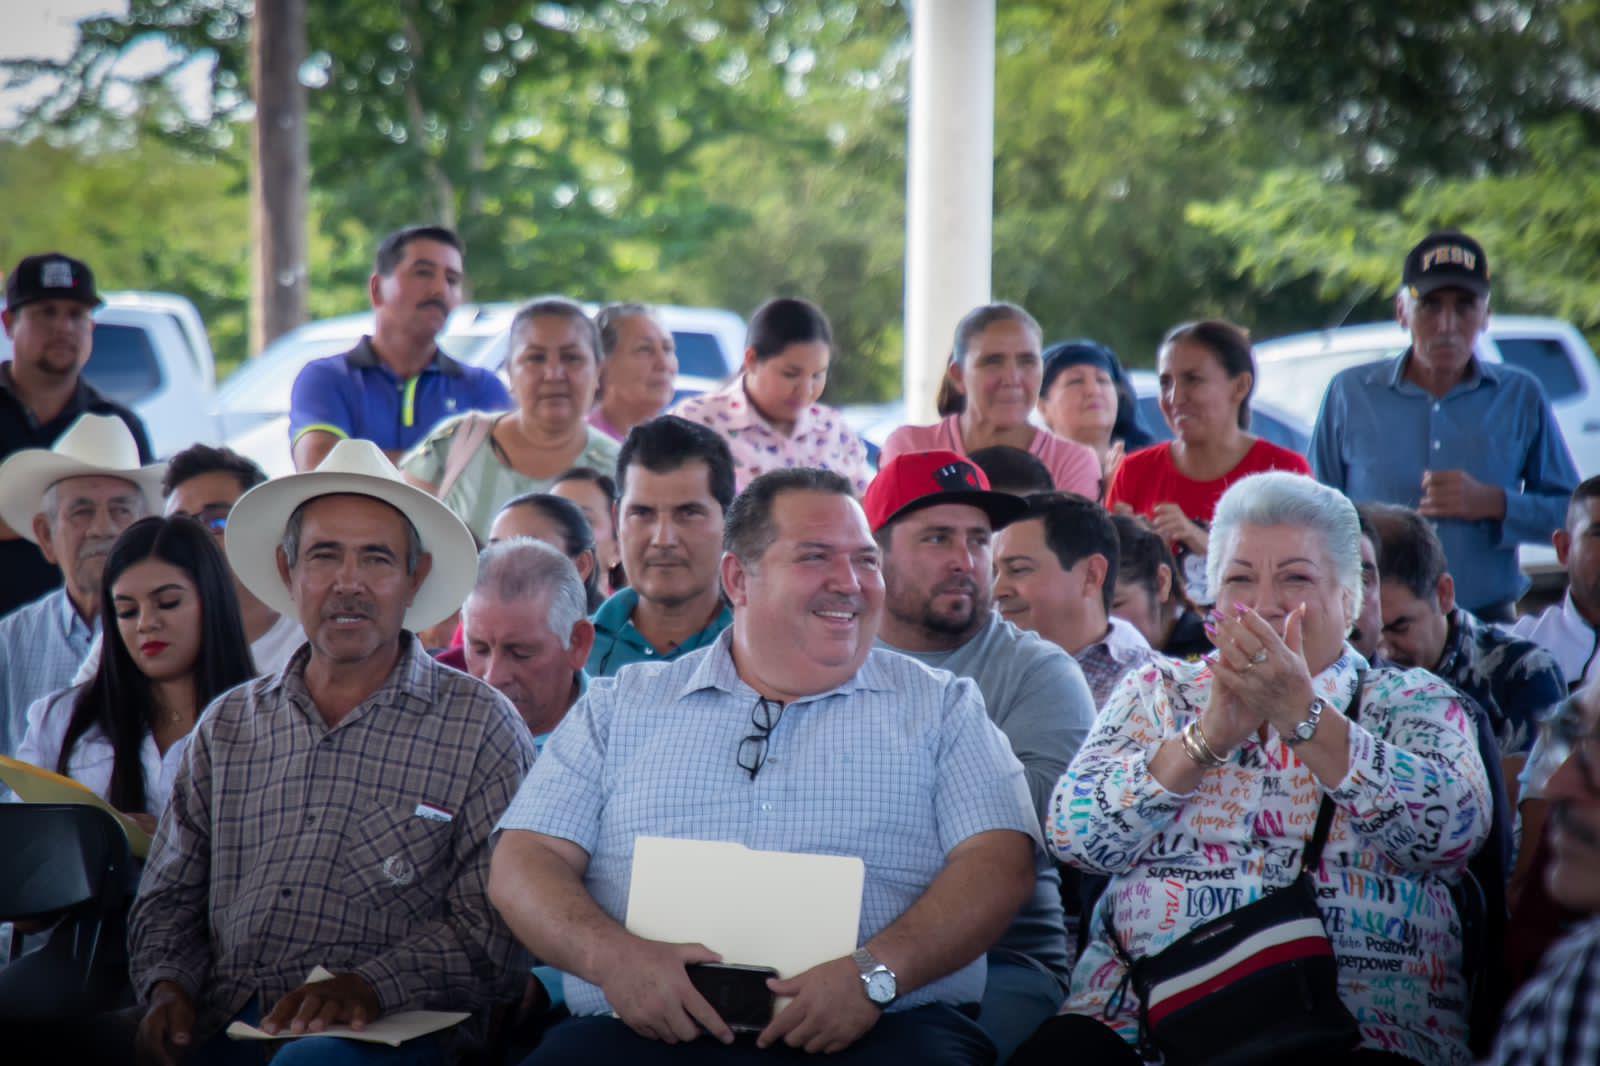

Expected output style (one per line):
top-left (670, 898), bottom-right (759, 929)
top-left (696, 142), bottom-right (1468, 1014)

top-left (225, 967), bottom-right (468, 1046)
top-left (624, 837), bottom-right (865, 984)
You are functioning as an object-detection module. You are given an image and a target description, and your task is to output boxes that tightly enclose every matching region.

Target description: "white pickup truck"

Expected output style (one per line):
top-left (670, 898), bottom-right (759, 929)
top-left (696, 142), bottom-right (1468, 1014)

top-left (1253, 316), bottom-right (1600, 584)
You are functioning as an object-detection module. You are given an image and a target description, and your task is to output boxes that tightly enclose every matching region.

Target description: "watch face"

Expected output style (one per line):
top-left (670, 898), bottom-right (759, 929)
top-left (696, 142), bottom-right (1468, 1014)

top-left (866, 970), bottom-right (896, 1003)
top-left (1295, 720), bottom-right (1316, 741)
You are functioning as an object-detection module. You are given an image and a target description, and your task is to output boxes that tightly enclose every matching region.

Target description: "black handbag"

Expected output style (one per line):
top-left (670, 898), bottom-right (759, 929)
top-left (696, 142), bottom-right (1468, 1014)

top-left (1101, 683), bottom-right (1365, 1066)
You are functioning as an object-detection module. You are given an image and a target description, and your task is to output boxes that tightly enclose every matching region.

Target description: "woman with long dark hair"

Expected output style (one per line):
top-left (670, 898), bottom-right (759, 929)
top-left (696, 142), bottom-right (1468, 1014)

top-left (14, 515), bottom-right (256, 830)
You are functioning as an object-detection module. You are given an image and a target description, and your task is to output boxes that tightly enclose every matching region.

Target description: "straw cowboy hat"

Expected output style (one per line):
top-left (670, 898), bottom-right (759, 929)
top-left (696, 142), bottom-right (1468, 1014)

top-left (225, 437), bottom-right (477, 631)
top-left (0, 413), bottom-right (166, 543)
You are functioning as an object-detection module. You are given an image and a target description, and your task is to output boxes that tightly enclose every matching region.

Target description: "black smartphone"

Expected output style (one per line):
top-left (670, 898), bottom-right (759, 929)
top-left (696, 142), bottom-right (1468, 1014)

top-left (685, 962), bottom-right (779, 1034)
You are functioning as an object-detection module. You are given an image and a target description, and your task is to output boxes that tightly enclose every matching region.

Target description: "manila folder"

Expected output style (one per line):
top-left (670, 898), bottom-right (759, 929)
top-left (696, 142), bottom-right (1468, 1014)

top-left (624, 837), bottom-right (865, 980)
top-left (0, 754), bottom-right (152, 858)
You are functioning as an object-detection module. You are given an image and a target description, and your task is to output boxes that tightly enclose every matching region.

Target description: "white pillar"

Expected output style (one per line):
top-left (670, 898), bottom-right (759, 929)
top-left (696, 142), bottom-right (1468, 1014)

top-left (903, 0), bottom-right (995, 424)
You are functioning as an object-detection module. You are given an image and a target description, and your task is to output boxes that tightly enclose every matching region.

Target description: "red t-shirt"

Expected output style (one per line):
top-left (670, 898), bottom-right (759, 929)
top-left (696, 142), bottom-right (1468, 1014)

top-left (1105, 438), bottom-right (1311, 525)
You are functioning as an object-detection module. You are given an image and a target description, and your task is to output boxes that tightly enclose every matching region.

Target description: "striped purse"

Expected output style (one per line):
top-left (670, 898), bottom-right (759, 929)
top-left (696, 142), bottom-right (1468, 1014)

top-left (1102, 693), bottom-right (1364, 1064)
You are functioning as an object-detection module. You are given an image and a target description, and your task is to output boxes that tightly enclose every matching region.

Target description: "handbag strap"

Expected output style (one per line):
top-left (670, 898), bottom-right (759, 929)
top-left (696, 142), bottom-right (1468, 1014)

top-left (436, 411), bottom-right (496, 501)
top-left (1299, 668), bottom-right (1365, 875)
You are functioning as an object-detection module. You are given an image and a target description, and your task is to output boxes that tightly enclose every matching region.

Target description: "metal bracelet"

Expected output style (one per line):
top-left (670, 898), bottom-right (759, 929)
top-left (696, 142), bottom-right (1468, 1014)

top-left (1181, 719), bottom-right (1228, 768)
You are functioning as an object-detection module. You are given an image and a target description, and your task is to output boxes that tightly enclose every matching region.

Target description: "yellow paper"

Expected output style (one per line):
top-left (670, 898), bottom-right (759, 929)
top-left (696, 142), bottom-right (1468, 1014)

top-left (225, 967), bottom-right (469, 1046)
top-left (0, 754), bottom-right (152, 858)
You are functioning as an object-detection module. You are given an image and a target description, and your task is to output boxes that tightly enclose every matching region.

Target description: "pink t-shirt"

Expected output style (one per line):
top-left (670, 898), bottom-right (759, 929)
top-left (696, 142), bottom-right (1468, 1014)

top-left (881, 415), bottom-right (1100, 498)
top-left (673, 377), bottom-right (872, 494)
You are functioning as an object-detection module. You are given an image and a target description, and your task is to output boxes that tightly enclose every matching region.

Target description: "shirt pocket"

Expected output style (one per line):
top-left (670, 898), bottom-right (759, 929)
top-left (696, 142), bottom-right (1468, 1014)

top-left (339, 802), bottom-right (456, 922)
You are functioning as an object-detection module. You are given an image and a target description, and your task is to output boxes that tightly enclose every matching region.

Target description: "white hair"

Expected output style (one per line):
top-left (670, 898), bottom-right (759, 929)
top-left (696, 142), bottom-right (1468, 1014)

top-left (467, 537), bottom-right (587, 649)
top-left (1207, 472), bottom-right (1362, 619)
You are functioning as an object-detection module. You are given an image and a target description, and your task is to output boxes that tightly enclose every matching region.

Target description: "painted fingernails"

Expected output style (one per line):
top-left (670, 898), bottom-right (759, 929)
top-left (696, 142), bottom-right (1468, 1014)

top-left (1203, 620), bottom-right (1219, 637)
top-left (1233, 602), bottom-right (1249, 615)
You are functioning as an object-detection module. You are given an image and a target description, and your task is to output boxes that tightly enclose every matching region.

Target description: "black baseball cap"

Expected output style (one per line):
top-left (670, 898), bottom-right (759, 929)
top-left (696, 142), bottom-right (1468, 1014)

top-left (5, 253), bottom-right (102, 313)
top-left (1402, 231), bottom-right (1490, 299)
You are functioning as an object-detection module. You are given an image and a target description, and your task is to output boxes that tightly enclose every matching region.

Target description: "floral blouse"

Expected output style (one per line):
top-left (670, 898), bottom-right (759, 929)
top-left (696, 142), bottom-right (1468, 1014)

top-left (1050, 651), bottom-right (1491, 1066)
top-left (672, 377), bottom-right (871, 495)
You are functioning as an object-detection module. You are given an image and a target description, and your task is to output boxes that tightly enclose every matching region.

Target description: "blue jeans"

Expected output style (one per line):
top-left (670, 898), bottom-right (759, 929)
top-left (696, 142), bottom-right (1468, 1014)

top-left (522, 1003), bottom-right (995, 1065)
top-left (186, 1002), bottom-right (449, 1066)
top-left (976, 959), bottom-right (1067, 1064)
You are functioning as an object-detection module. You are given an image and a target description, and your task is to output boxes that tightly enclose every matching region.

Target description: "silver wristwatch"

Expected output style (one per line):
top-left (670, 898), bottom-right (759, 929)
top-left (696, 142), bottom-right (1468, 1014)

top-left (1286, 696), bottom-right (1329, 746)
top-left (851, 947), bottom-right (897, 1008)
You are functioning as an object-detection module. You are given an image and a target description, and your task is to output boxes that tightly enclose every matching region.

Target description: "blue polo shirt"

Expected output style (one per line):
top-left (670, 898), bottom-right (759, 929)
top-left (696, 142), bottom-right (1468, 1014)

top-left (1311, 350), bottom-right (1578, 610)
top-left (288, 336), bottom-right (510, 454)
top-left (585, 588), bottom-right (732, 678)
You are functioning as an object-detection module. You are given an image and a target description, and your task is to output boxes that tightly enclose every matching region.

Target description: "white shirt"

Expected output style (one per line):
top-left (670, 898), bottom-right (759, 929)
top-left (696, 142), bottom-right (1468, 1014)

top-left (1504, 593), bottom-right (1600, 690)
top-left (12, 684), bottom-right (186, 815)
top-left (71, 611), bottom-right (306, 686)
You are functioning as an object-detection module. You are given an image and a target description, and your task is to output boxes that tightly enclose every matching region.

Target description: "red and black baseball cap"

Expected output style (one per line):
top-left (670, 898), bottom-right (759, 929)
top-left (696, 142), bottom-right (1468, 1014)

top-left (5, 253), bottom-right (102, 313)
top-left (1402, 230), bottom-right (1490, 299)
top-left (863, 449), bottom-right (1028, 533)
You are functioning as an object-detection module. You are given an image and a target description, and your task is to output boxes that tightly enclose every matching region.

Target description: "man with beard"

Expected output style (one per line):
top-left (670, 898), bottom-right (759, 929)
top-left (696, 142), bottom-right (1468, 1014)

top-left (865, 450), bottom-right (1092, 1062)
top-left (0, 413), bottom-right (160, 757)
top-left (1485, 683), bottom-right (1600, 1065)
top-left (289, 226), bottom-right (510, 471)
top-left (587, 417), bottom-right (734, 677)
top-left (128, 439), bottom-right (534, 1064)
top-left (491, 468), bottom-right (1037, 1064)
top-left (0, 253), bottom-right (153, 616)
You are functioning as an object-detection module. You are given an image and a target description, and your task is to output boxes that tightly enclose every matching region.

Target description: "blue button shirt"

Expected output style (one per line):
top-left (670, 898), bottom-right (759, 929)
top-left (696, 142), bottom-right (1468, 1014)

top-left (288, 337), bottom-right (510, 455)
top-left (585, 588), bottom-right (732, 678)
top-left (498, 630), bottom-right (1039, 1016)
top-left (1311, 351), bottom-right (1578, 609)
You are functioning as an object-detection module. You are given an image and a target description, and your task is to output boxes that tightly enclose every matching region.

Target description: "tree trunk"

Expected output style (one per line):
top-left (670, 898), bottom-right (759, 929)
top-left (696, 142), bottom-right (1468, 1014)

top-left (250, 0), bottom-right (309, 356)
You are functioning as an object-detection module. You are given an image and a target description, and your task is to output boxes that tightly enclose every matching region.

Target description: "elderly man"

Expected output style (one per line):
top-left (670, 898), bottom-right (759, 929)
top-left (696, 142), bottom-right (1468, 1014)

top-left (289, 226), bottom-right (510, 471)
top-left (71, 443), bottom-right (305, 686)
top-left (1485, 684), bottom-right (1600, 1065)
top-left (865, 451), bottom-right (1093, 1062)
top-left (0, 253), bottom-right (153, 615)
top-left (589, 304), bottom-right (678, 443)
top-left (462, 538), bottom-right (594, 748)
top-left (588, 417), bottom-right (734, 676)
top-left (1311, 230), bottom-right (1579, 622)
top-left (490, 467), bottom-right (1038, 1064)
top-left (128, 438), bottom-right (535, 1066)
top-left (0, 413), bottom-right (161, 756)
top-left (1508, 476), bottom-right (1600, 692)
top-left (1368, 502), bottom-right (1565, 755)
top-left (994, 491), bottom-right (1154, 708)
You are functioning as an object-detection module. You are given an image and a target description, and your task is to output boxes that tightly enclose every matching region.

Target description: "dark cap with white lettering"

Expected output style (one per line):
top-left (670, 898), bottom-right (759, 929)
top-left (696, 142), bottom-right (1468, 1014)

top-left (1402, 230), bottom-right (1490, 299)
top-left (5, 253), bottom-right (102, 313)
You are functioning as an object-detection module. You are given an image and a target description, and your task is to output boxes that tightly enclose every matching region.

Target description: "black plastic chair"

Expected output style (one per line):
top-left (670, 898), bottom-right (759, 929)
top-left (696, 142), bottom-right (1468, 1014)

top-left (0, 804), bottom-right (137, 1021)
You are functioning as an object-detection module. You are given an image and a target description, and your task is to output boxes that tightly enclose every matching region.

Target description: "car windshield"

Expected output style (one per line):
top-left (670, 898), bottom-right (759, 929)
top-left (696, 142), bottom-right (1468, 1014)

top-left (83, 323), bottom-right (163, 405)
top-left (1253, 345), bottom-right (1404, 424)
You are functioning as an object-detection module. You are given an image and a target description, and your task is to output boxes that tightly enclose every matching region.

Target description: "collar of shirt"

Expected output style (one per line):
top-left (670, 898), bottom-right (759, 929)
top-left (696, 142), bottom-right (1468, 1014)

top-left (52, 587), bottom-right (94, 643)
top-left (0, 362), bottom-right (104, 432)
top-left (1087, 615), bottom-right (1153, 664)
top-left (594, 587), bottom-right (731, 655)
top-left (676, 627), bottom-right (895, 704)
top-left (709, 375), bottom-right (819, 439)
top-left (1435, 606), bottom-right (1477, 679)
top-left (269, 631), bottom-right (441, 734)
top-left (345, 335), bottom-right (467, 382)
top-left (1386, 346), bottom-right (1499, 399)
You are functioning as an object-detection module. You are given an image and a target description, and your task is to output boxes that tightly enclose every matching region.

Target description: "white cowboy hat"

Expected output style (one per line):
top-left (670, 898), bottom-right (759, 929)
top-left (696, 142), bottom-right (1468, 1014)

top-left (225, 438), bottom-right (476, 631)
top-left (0, 413), bottom-right (166, 544)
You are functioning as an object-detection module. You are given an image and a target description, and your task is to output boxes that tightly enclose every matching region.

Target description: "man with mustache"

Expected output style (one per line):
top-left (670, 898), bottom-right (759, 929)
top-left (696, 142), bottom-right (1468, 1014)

top-left (491, 467), bottom-right (1039, 1063)
top-left (866, 450), bottom-right (1093, 1062)
top-left (0, 253), bottom-right (153, 617)
top-left (128, 438), bottom-right (534, 1064)
top-left (1484, 683), bottom-right (1600, 1065)
top-left (288, 225), bottom-right (510, 472)
top-left (587, 417), bottom-right (734, 677)
top-left (1311, 230), bottom-right (1578, 623)
top-left (0, 413), bottom-right (161, 757)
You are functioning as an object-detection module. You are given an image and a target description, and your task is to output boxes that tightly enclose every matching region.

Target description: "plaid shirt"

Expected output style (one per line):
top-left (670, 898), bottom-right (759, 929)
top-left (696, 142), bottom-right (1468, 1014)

top-left (128, 634), bottom-right (536, 1035)
top-left (0, 588), bottom-right (94, 759)
top-left (1073, 616), bottom-right (1156, 710)
top-left (1486, 917), bottom-right (1600, 1066)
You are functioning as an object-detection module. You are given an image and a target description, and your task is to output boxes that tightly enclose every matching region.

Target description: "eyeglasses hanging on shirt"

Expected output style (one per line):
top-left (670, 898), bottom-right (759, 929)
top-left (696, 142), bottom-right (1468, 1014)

top-left (736, 696), bottom-right (786, 781)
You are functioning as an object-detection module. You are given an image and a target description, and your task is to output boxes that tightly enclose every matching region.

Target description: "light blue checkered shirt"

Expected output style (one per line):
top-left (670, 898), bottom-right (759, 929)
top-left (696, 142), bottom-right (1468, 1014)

top-left (497, 628), bottom-right (1039, 1016)
top-left (0, 588), bottom-right (94, 758)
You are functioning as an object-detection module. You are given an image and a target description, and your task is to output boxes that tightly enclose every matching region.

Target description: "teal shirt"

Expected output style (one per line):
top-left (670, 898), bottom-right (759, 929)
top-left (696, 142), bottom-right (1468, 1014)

top-left (585, 589), bottom-right (732, 677)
